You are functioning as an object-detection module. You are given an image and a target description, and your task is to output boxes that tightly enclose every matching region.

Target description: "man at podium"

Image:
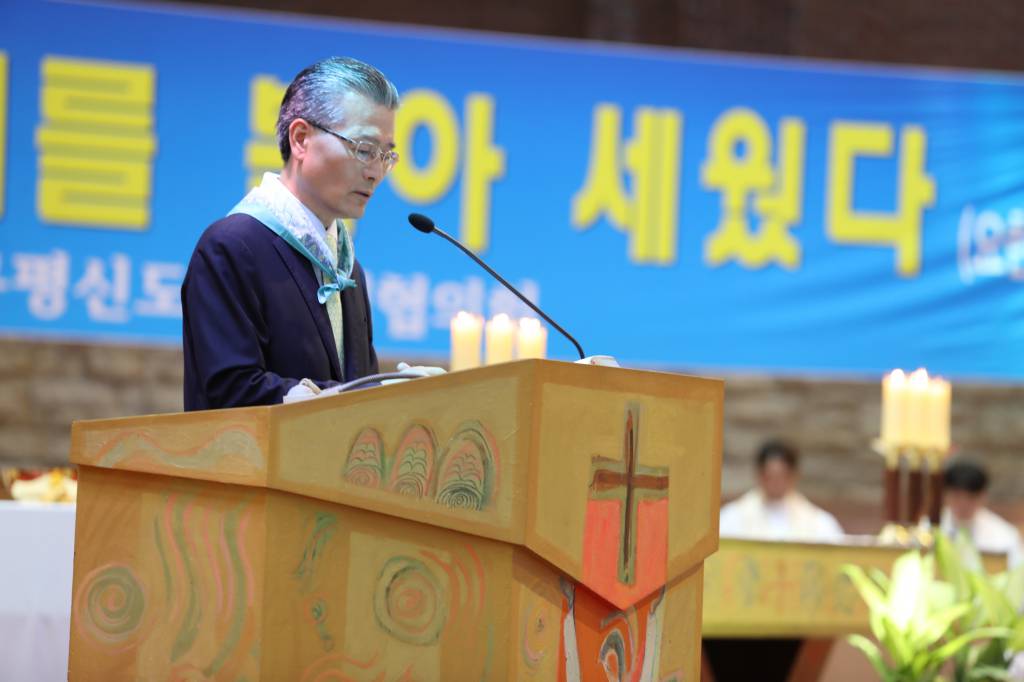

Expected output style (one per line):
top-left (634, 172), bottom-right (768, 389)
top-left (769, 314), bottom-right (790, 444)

top-left (181, 57), bottom-right (398, 410)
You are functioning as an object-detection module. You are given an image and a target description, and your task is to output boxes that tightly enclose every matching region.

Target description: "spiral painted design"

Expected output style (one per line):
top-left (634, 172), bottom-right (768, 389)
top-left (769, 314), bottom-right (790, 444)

top-left (372, 556), bottom-right (447, 645)
top-left (435, 482), bottom-right (483, 509)
top-left (521, 595), bottom-right (558, 670)
top-left (343, 428), bottom-right (385, 489)
top-left (76, 564), bottom-right (146, 645)
top-left (388, 424), bottom-right (436, 499)
top-left (391, 454), bottom-right (429, 497)
top-left (434, 422), bottom-right (495, 511)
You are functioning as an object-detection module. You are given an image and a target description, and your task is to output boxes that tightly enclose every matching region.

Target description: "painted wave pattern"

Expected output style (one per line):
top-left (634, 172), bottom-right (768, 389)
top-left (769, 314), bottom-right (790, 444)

top-left (94, 427), bottom-right (265, 474)
top-left (73, 492), bottom-right (259, 675)
top-left (156, 493), bottom-right (258, 677)
top-left (73, 493), bottom-right (260, 677)
top-left (300, 543), bottom-right (487, 680)
top-left (293, 512), bottom-right (340, 653)
top-left (342, 421), bottom-right (500, 512)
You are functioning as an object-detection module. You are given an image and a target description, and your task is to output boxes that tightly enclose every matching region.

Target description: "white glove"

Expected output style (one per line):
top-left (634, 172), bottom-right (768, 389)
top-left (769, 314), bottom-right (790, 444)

top-left (381, 361), bottom-right (447, 385)
top-left (283, 378), bottom-right (322, 403)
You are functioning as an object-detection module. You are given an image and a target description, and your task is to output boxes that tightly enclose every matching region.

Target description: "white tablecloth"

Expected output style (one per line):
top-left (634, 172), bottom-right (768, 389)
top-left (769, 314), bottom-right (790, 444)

top-left (0, 501), bottom-right (75, 682)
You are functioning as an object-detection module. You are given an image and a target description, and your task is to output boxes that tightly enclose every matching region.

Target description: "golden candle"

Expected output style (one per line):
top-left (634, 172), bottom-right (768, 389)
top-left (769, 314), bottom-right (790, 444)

top-left (881, 369), bottom-right (908, 447)
top-left (449, 311), bottom-right (483, 372)
top-left (927, 378), bottom-right (952, 452)
top-left (484, 313), bottom-right (515, 365)
top-left (906, 368), bottom-right (930, 449)
top-left (516, 317), bottom-right (547, 360)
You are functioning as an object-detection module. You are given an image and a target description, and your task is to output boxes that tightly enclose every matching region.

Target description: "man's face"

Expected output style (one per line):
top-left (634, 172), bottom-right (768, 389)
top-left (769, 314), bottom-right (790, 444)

top-left (292, 91), bottom-right (396, 223)
top-left (945, 489), bottom-right (985, 524)
top-left (758, 458), bottom-right (796, 502)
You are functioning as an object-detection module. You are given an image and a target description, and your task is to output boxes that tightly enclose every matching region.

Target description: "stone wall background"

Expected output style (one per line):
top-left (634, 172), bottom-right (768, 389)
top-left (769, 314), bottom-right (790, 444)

top-left (3, 338), bottom-right (1021, 531)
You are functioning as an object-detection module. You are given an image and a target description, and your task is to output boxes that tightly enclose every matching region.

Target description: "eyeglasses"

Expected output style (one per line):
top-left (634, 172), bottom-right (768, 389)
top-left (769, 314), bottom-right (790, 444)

top-left (308, 121), bottom-right (399, 174)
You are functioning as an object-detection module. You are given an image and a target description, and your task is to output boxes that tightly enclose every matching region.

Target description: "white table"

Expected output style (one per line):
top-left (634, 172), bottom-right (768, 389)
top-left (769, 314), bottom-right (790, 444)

top-left (0, 501), bottom-right (75, 682)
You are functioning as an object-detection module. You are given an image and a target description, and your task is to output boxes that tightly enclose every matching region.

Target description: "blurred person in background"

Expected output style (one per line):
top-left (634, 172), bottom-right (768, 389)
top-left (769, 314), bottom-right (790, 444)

top-left (719, 439), bottom-right (844, 542)
top-left (942, 458), bottom-right (1023, 568)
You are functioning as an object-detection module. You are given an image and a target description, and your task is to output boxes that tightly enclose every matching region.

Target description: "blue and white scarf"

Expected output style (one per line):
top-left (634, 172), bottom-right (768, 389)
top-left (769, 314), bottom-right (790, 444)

top-left (229, 172), bottom-right (356, 304)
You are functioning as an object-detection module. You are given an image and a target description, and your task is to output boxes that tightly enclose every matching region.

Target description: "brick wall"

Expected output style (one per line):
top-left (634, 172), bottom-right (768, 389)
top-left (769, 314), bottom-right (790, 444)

top-left (3, 338), bottom-right (1021, 532)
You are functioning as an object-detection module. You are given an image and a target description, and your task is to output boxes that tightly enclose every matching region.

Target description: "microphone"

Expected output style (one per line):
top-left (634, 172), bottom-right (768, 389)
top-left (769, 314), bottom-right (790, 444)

top-left (407, 213), bottom-right (586, 359)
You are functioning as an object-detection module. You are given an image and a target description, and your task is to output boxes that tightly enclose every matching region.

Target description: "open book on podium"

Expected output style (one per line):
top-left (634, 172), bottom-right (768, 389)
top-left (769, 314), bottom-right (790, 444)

top-left (68, 359), bottom-right (723, 680)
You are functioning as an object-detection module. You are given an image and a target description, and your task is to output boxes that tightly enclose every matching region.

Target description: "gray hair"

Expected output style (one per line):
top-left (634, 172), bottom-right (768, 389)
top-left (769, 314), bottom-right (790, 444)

top-left (276, 56), bottom-right (400, 162)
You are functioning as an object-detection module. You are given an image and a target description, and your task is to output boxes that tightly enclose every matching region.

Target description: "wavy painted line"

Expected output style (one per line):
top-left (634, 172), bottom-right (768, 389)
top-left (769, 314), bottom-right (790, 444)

top-left (161, 494), bottom-right (186, 627)
top-left (466, 545), bottom-right (485, 619)
top-left (421, 550), bottom-right (459, 615)
top-left (204, 505), bottom-right (249, 678)
top-left (299, 651), bottom-right (380, 682)
top-left (293, 513), bottom-right (337, 592)
top-left (453, 555), bottom-right (472, 612)
top-left (220, 511), bottom-right (236, 622)
top-left (153, 516), bottom-right (173, 615)
top-left (238, 506), bottom-right (256, 607)
top-left (482, 622), bottom-right (495, 680)
top-left (200, 506), bottom-right (225, 617)
top-left (95, 427), bottom-right (264, 472)
top-left (171, 496), bottom-right (202, 662)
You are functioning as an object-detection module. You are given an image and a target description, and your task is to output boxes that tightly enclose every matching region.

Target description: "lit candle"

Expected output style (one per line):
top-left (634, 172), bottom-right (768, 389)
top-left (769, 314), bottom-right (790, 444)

top-left (484, 313), bottom-right (515, 365)
top-left (516, 317), bottom-right (548, 360)
top-left (927, 378), bottom-right (952, 452)
top-left (449, 311), bottom-right (483, 371)
top-left (906, 368), bottom-right (930, 449)
top-left (881, 369), bottom-right (908, 447)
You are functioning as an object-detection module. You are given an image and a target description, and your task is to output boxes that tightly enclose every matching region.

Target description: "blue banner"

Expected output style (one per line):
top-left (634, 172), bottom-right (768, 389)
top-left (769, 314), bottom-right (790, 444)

top-left (2, 0), bottom-right (1023, 379)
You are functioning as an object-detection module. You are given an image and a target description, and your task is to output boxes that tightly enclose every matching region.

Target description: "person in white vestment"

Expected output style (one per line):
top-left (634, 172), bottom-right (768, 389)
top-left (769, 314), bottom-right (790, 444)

top-left (941, 458), bottom-right (1023, 568)
top-left (719, 440), bottom-right (844, 542)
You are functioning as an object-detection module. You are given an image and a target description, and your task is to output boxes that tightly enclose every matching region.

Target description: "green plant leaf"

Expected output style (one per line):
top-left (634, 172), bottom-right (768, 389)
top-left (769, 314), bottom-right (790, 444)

top-left (882, 614), bottom-right (914, 666)
top-left (934, 626), bottom-right (1013, 662)
top-left (849, 633), bottom-right (891, 680)
top-left (954, 531), bottom-right (986, 572)
top-left (1008, 618), bottom-right (1024, 653)
top-left (889, 552), bottom-right (928, 631)
top-left (1004, 566), bottom-right (1024, 608)
top-left (845, 564), bottom-right (889, 614)
top-left (967, 665), bottom-right (1011, 681)
top-left (870, 567), bottom-right (891, 591)
top-left (937, 533), bottom-right (972, 601)
top-left (970, 572), bottom-right (1015, 626)
top-left (913, 603), bottom-right (972, 651)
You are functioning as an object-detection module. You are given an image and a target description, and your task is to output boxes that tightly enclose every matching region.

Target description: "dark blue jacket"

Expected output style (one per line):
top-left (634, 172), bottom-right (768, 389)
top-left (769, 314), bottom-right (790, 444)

top-left (181, 213), bottom-right (379, 411)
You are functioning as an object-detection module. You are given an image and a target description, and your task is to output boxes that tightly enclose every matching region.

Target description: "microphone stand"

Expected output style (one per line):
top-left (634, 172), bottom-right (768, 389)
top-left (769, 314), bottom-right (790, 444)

top-left (427, 225), bottom-right (586, 360)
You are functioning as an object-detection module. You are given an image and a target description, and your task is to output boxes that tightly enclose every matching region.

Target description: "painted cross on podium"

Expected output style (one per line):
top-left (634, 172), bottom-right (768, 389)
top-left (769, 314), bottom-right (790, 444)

top-left (587, 403), bottom-right (669, 586)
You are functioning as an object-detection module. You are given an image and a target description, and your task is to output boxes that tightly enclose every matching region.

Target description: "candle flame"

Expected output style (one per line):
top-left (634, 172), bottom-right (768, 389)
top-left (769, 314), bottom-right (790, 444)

top-left (488, 313), bottom-right (513, 328)
top-left (909, 368), bottom-right (930, 388)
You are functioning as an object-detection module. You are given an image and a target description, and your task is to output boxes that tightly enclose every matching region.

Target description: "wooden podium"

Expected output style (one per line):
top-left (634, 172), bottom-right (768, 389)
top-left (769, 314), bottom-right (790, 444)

top-left (67, 360), bottom-right (723, 680)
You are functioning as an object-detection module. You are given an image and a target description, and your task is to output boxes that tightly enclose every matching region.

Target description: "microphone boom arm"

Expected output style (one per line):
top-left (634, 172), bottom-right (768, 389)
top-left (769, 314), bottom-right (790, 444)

top-left (432, 226), bottom-right (586, 359)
